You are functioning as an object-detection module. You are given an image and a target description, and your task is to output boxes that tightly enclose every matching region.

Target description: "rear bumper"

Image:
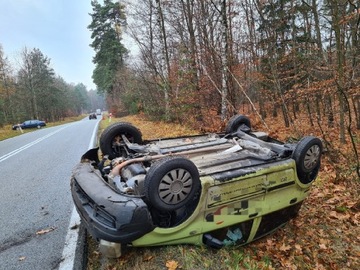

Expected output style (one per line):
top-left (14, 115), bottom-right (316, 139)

top-left (71, 162), bottom-right (155, 243)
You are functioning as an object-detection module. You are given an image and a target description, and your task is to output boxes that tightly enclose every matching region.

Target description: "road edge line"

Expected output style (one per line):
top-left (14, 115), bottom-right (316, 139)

top-left (59, 120), bottom-right (100, 270)
top-left (58, 209), bottom-right (81, 269)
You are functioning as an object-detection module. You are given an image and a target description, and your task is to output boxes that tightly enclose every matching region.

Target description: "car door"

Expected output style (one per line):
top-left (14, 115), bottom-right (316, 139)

top-left (23, 120), bottom-right (31, 128)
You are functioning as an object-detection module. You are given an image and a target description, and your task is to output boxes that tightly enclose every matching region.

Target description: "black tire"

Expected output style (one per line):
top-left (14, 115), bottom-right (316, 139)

top-left (225, 114), bottom-right (251, 134)
top-left (292, 136), bottom-right (322, 184)
top-left (144, 156), bottom-right (201, 212)
top-left (99, 122), bottom-right (142, 159)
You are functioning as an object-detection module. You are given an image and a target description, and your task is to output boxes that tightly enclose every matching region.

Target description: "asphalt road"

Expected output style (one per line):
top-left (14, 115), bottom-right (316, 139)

top-left (0, 118), bottom-right (99, 270)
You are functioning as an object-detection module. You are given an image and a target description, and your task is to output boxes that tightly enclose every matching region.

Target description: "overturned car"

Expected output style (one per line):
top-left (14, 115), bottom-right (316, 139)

top-left (71, 115), bottom-right (322, 256)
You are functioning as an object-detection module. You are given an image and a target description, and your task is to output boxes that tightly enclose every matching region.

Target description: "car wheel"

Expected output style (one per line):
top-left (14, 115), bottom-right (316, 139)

top-left (144, 156), bottom-right (201, 212)
top-left (37, 125), bottom-right (41, 129)
top-left (292, 136), bottom-right (322, 184)
top-left (100, 122), bottom-right (142, 159)
top-left (225, 114), bottom-right (251, 134)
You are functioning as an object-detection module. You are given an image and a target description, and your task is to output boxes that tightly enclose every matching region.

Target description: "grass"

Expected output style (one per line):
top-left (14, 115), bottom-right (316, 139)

top-left (98, 114), bottom-right (199, 140)
top-left (87, 238), bottom-right (272, 270)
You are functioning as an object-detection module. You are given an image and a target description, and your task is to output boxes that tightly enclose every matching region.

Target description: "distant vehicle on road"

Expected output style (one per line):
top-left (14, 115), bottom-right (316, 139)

top-left (89, 113), bottom-right (97, 120)
top-left (96, 109), bottom-right (101, 115)
top-left (12, 120), bottom-right (46, 130)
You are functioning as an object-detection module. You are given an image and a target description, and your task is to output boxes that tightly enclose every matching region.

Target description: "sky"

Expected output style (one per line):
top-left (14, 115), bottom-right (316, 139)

top-left (0, 0), bottom-right (97, 90)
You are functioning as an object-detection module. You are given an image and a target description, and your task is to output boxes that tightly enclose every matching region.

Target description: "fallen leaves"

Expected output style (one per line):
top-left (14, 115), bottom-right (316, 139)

top-left (294, 244), bottom-right (302, 254)
top-left (351, 213), bottom-right (360, 226)
top-left (36, 227), bottom-right (55, 235)
top-left (279, 243), bottom-right (292, 252)
top-left (143, 255), bottom-right (153, 262)
top-left (70, 224), bottom-right (79, 230)
top-left (243, 176), bottom-right (360, 270)
top-left (166, 260), bottom-right (179, 270)
top-left (318, 238), bottom-right (330, 251)
top-left (329, 210), bottom-right (351, 220)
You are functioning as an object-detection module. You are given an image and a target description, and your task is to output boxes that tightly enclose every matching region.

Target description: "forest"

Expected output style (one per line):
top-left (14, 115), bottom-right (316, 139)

top-left (0, 47), bottom-right (105, 126)
top-left (89, 0), bottom-right (359, 181)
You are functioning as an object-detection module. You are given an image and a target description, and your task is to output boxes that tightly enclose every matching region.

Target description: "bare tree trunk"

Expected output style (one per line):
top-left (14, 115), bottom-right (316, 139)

top-left (315, 94), bottom-right (321, 121)
top-left (242, 0), bottom-right (265, 119)
top-left (330, 0), bottom-right (346, 143)
top-left (180, 0), bottom-right (203, 121)
top-left (220, 0), bottom-right (229, 121)
top-left (324, 95), bottom-right (334, 127)
top-left (354, 96), bottom-right (360, 130)
top-left (305, 97), bottom-right (314, 126)
top-left (311, 0), bottom-right (326, 63)
top-left (272, 97), bottom-right (278, 118)
top-left (155, 0), bottom-right (171, 120)
top-left (305, 79), bottom-right (314, 126)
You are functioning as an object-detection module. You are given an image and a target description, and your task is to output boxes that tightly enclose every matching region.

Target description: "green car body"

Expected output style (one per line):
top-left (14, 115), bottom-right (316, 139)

top-left (132, 158), bottom-right (308, 247)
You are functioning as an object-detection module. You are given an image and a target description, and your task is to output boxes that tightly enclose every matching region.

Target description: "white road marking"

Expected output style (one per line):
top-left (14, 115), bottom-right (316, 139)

top-left (59, 121), bottom-right (100, 270)
top-left (0, 127), bottom-right (68, 163)
top-left (58, 208), bottom-right (81, 270)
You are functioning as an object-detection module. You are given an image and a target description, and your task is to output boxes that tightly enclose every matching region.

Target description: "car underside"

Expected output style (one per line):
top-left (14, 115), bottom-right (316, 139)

top-left (71, 115), bottom-right (322, 257)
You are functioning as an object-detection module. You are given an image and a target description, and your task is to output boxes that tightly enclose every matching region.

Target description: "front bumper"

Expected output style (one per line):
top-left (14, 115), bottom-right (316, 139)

top-left (71, 162), bottom-right (155, 243)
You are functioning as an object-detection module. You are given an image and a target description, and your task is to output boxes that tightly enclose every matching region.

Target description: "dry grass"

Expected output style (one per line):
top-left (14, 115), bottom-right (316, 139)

top-left (0, 124), bottom-right (22, 141)
top-left (98, 113), bottom-right (199, 141)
